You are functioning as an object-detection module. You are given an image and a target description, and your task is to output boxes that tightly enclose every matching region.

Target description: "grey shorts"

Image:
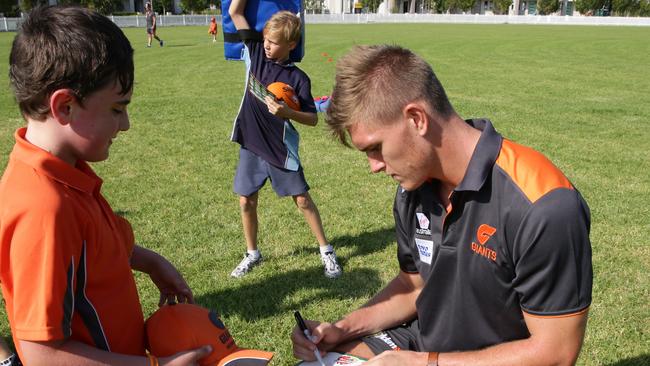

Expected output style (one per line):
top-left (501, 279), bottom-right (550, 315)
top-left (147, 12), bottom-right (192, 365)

top-left (361, 319), bottom-right (422, 355)
top-left (234, 148), bottom-right (309, 197)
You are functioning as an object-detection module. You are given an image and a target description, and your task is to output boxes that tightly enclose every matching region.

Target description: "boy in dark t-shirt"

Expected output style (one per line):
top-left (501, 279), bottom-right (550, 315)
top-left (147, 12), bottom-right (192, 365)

top-left (228, 0), bottom-right (342, 279)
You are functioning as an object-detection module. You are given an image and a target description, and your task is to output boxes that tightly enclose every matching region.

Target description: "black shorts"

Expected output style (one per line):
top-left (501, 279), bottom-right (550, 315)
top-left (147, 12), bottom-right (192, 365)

top-left (361, 318), bottom-right (424, 355)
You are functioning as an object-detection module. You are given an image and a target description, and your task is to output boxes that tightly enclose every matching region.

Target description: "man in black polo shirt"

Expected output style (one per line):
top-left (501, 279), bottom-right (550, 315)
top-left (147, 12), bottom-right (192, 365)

top-left (291, 45), bottom-right (592, 366)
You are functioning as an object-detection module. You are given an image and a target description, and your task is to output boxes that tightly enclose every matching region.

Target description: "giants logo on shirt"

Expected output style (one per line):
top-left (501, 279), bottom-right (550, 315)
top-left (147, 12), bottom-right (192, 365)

top-left (470, 224), bottom-right (497, 262)
top-left (415, 212), bottom-right (431, 235)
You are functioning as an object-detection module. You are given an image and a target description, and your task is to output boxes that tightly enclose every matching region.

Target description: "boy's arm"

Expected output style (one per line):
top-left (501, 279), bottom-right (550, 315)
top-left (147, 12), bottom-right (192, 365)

top-left (264, 96), bottom-right (318, 126)
top-left (229, 0), bottom-right (250, 30)
top-left (130, 245), bottom-right (194, 305)
top-left (19, 338), bottom-right (211, 366)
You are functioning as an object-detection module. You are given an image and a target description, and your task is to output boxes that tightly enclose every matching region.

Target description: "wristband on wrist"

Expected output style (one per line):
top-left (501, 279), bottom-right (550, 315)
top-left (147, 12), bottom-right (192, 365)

top-left (427, 351), bottom-right (439, 366)
top-left (0, 354), bottom-right (16, 366)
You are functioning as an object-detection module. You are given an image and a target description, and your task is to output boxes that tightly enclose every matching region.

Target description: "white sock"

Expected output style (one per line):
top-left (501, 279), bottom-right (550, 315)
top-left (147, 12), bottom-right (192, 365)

top-left (319, 244), bottom-right (334, 255)
top-left (247, 249), bottom-right (260, 259)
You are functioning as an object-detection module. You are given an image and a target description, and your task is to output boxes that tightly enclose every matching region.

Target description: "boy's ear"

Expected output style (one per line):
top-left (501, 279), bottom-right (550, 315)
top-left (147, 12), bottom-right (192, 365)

top-left (49, 89), bottom-right (77, 125)
top-left (288, 41), bottom-right (297, 51)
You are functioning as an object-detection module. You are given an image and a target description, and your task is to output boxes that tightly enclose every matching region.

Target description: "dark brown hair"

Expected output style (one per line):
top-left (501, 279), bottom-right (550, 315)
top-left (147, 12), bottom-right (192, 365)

top-left (9, 6), bottom-right (134, 120)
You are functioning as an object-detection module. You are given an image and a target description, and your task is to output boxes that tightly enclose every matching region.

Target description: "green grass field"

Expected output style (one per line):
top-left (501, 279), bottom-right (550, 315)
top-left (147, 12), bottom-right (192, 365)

top-left (1, 23), bottom-right (649, 365)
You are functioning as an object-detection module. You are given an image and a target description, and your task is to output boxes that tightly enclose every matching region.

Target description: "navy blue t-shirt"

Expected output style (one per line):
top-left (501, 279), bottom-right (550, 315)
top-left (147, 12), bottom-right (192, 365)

top-left (230, 31), bottom-right (316, 171)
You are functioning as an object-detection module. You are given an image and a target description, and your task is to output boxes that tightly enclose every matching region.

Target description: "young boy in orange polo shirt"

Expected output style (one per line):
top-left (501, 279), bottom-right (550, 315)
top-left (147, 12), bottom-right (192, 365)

top-left (0, 6), bottom-right (210, 366)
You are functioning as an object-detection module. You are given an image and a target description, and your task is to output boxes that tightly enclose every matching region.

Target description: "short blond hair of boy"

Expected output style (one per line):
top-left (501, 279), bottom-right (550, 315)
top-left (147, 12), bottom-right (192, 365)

top-left (263, 10), bottom-right (301, 44)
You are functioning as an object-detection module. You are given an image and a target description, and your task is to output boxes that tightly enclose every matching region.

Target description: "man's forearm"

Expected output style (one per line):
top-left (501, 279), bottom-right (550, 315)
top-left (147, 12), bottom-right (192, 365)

top-left (335, 272), bottom-right (421, 342)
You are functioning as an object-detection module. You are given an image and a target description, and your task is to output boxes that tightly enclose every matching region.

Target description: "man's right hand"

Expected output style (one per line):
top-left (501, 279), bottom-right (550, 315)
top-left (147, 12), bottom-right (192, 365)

top-left (291, 319), bottom-right (344, 361)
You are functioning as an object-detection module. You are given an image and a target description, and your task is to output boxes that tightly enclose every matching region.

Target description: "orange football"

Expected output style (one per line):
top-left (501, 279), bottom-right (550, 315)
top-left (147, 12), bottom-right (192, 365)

top-left (267, 82), bottom-right (301, 111)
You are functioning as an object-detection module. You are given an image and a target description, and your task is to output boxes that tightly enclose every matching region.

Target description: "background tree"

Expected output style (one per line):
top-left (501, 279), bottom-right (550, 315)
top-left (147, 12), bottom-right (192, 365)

top-left (360, 0), bottom-right (382, 12)
top-left (435, 0), bottom-right (448, 12)
top-left (305, 0), bottom-right (327, 13)
top-left (445, 0), bottom-right (476, 12)
top-left (0, 0), bottom-right (21, 16)
top-left (180, 0), bottom-right (208, 13)
top-left (150, 0), bottom-right (174, 14)
top-left (493, 0), bottom-right (512, 13)
top-left (611, 0), bottom-right (640, 15)
top-left (88, 0), bottom-right (124, 14)
top-left (641, 0), bottom-right (650, 15)
top-left (537, 0), bottom-right (559, 14)
top-left (575, 0), bottom-right (606, 13)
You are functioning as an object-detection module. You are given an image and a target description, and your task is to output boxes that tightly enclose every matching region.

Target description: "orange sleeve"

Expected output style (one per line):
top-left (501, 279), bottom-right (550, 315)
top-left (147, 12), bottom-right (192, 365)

top-left (114, 215), bottom-right (135, 257)
top-left (8, 198), bottom-right (84, 341)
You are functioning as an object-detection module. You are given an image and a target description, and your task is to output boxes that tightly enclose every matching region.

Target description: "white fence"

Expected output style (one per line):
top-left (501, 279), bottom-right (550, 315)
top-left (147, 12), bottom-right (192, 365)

top-left (305, 13), bottom-right (650, 26)
top-left (2, 13), bottom-right (650, 31)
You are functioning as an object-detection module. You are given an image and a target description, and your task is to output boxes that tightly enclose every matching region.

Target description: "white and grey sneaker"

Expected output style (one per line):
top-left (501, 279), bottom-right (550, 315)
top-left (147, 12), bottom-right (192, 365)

top-left (230, 253), bottom-right (262, 278)
top-left (321, 251), bottom-right (342, 278)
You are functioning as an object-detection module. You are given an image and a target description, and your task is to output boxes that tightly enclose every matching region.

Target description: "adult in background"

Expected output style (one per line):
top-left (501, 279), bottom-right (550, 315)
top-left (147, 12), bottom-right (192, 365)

top-left (292, 44), bottom-right (592, 366)
top-left (145, 2), bottom-right (163, 47)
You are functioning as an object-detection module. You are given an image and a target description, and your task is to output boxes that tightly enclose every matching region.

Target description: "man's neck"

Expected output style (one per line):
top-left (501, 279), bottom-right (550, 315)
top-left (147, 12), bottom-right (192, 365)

top-left (434, 116), bottom-right (482, 193)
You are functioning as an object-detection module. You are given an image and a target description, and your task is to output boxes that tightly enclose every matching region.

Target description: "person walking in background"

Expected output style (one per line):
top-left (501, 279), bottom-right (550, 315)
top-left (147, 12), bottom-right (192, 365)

top-left (208, 16), bottom-right (218, 43)
top-left (145, 2), bottom-right (164, 47)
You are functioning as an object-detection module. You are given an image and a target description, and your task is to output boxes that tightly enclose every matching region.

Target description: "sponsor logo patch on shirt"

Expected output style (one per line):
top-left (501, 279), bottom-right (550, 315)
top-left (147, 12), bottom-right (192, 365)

top-left (415, 238), bottom-right (434, 265)
top-left (415, 212), bottom-right (431, 235)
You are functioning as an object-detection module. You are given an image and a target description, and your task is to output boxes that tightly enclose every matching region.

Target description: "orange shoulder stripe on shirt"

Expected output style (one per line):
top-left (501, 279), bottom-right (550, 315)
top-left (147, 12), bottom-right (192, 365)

top-left (496, 139), bottom-right (573, 204)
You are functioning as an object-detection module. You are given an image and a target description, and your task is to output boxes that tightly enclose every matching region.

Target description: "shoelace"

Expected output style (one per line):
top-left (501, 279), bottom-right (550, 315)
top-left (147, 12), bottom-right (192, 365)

top-left (237, 255), bottom-right (257, 269)
top-left (322, 252), bottom-right (338, 270)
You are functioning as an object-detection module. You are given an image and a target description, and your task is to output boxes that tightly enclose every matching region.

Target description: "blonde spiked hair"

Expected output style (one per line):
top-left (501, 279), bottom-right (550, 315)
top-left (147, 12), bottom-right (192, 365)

top-left (326, 45), bottom-right (454, 146)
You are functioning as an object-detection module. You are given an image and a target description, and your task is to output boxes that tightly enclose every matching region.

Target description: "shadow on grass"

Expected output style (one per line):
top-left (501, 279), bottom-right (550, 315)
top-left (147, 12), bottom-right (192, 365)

top-left (196, 266), bottom-right (383, 321)
top-left (332, 226), bottom-right (396, 258)
top-left (285, 226), bottom-right (396, 267)
top-left (606, 355), bottom-right (650, 366)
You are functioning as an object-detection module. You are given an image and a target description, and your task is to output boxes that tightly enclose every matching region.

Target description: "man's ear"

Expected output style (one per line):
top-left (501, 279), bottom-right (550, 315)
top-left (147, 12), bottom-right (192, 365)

top-left (49, 89), bottom-right (77, 125)
top-left (403, 102), bottom-right (429, 137)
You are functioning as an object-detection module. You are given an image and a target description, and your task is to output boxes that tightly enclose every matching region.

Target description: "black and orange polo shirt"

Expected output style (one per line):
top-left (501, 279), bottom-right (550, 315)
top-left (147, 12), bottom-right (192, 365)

top-left (394, 119), bottom-right (592, 352)
top-left (0, 128), bottom-right (146, 358)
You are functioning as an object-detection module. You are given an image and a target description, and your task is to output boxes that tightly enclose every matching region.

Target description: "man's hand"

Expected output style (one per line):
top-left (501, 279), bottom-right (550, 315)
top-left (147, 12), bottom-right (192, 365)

top-left (291, 319), bottom-right (344, 361)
